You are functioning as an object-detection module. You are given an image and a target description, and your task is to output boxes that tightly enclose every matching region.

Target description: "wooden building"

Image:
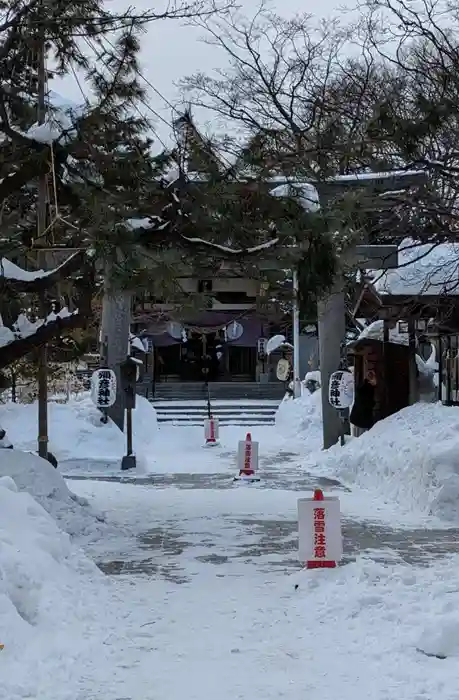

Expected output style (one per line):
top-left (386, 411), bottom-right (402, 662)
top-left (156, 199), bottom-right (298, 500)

top-left (352, 275), bottom-right (459, 418)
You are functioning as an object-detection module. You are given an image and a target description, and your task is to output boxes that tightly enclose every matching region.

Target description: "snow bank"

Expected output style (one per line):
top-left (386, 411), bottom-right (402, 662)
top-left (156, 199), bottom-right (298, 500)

top-left (0, 470), bottom-right (99, 644)
top-left (275, 389), bottom-right (323, 450)
top-left (0, 468), bottom-right (119, 699)
top-left (0, 449), bottom-right (103, 537)
top-left (0, 392), bottom-right (158, 465)
top-left (307, 402), bottom-right (459, 522)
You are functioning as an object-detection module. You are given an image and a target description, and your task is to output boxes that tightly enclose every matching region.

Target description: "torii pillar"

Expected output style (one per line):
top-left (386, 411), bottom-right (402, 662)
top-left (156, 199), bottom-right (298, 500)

top-left (318, 245), bottom-right (398, 449)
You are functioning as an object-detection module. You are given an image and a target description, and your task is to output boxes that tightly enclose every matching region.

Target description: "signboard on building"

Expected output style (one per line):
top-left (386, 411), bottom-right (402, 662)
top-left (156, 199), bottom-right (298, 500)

top-left (298, 495), bottom-right (343, 564)
top-left (257, 338), bottom-right (267, 356)
top-left (328, 370), bottom-right (354, 409)
top-left (90, 369), bottom-right (117, 408)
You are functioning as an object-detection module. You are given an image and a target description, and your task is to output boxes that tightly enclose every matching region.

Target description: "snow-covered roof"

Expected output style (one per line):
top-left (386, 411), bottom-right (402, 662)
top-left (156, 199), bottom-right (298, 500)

top-left (270, 182), bottom-right (320, 213)
top-left (373, 239), bottom-right (459, 296)
top-left (354, 320), bottom-right (408, 346)
top-left (327, 169), bottom-right (424, 184)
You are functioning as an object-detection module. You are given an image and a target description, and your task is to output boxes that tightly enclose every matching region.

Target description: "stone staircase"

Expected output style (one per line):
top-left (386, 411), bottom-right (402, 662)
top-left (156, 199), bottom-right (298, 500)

top-left (153, 399), bottom-right (280, 426)
top-left (152, 381), bottom-right (285, 402)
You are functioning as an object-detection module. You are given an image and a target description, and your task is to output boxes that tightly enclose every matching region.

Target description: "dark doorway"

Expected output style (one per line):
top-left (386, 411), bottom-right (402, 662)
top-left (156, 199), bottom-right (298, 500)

top-left (155, 332), bottom-right (223, 382)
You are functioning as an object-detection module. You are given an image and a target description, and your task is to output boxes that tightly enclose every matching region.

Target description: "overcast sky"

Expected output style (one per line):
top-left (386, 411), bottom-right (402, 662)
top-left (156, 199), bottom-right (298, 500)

top-left (55, 0), bottom-right (349, 146)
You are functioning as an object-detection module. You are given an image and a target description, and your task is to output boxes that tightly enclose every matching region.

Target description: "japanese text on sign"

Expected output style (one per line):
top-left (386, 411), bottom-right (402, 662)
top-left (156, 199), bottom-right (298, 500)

top-left (245, 440), bottom-right (252, 470)
top-left (298, 496), bottom-right (343, 564)
top-left (313, 507), bottom-right (326, 558)
top-left (328, 370), bottom-right (354, 409)
top-left (90, 369), bottom-right (117, 408)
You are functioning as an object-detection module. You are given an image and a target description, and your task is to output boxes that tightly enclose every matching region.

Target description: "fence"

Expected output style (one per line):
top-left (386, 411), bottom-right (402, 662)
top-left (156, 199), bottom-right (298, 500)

top-left (0, 370), bottom-right (90, 405)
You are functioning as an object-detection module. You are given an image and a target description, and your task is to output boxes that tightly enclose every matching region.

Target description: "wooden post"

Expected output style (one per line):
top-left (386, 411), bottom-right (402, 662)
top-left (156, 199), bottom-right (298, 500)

top-left (292, 268), bottom-right (301, 398)
top-left (382, 317), bottom-right (389, 418)
top-left (36, 17), bottom-right (48, 460)
top-left (408, 319), bottom-right (419, 404)
top-left (126, 407), bottom-right (133, 455)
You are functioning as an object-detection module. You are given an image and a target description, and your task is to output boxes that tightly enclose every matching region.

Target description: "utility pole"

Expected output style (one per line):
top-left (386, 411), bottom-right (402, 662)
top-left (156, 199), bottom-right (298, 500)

top-left (37, 11), bottom-right (48, 459)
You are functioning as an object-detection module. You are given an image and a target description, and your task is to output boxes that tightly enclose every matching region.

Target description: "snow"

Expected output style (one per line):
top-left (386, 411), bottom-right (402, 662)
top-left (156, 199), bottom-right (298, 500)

top-left (24, 91), bottom-right (83, 144)
top-left (3, 390), bottom-right (459, 697)
top-left (270, 181), bottom-right (320, 212)
top-left (0, 307), bottom-right (79, 349)
top-left (330, 168), bottom-right (424, 183)
top-left (181, 235), bottom-right (280, 254)
top-left (304, 370), bottom-right (321, 384)
top-left (125, 215), bottom-right (168, 230)
top-left (355, 319), bottom-right (409, 345)
top-left (129, 332), bottom-right (147, 353)
top-left (0, 326), bottom-right (15, 346)
top-left (374, 238), bottom-right (459, 295)
top-left (275, 389), bottom-right (323, 452)
top-left (266, 333), bottom-right (286, 354)
top-left (301, 401), bottom-right (459, 523)
top-left (0, 449), bottom-right (102, 538)
top-left (0, 251), bottom-right (81, 282)
top-left (418, 616), bottom-right (459, 659)
top-left (0, 393), bottom-right (158, 468)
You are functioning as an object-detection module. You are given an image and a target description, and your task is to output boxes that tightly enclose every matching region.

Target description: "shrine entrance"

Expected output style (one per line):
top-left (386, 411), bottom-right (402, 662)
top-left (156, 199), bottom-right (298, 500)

top-left (154, 331), bottom-right (223, 382)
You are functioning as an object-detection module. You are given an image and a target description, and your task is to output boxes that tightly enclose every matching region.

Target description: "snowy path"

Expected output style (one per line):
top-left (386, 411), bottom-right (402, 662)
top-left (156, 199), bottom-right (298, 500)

top-left (45, 424), bottom-right (459, 700)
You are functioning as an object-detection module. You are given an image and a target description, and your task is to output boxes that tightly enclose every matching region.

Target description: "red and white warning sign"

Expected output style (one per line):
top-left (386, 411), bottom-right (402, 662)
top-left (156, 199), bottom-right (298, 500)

top-left (204, 417), bottom-right (220, 446)
top-left (234, 433), bottom-right (260, 482)
top-left (298, 489), bottom-right (342, 568)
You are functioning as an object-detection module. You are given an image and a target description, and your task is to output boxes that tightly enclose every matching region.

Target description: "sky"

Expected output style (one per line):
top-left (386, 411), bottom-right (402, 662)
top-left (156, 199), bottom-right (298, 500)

top-left (54, 0), bottom-right (351, 147)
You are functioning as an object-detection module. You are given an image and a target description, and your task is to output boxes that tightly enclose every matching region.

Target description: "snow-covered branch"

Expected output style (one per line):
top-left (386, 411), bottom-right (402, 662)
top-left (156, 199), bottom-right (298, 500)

top-left (0, 310), bottom-right (86, 369)
top-left (0, 250), bottom-right (86, 294)
top-left (179, 236), bottom-right (280, 255)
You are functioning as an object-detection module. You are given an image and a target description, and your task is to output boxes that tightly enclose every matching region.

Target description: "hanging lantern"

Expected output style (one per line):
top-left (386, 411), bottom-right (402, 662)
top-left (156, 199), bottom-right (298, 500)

top-left (226, 320), bottom-right (243, 341)
top-left (276, 358), bottom-right (290, 381)
top-left (328, 370), bottom-right (354, 409)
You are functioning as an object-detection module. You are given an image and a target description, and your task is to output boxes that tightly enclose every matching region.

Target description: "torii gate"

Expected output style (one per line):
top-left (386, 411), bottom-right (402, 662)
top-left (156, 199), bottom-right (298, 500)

top-left (272, 170), bottom-right (427, 449)
top-left (317, 170), bottom-right (427, 448)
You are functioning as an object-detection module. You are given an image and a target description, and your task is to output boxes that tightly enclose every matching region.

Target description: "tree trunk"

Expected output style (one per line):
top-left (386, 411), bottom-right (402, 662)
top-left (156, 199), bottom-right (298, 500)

top-left (99, 263), bottom-right (132, 431)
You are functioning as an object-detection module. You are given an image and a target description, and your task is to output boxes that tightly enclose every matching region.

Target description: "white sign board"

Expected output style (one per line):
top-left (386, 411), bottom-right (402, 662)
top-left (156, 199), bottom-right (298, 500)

top-left (298, 496), bottom-right (343, 563)
top-left (257, 338), bottom-right (267, 355)
top-left (237, 437), bottom-right (259, 474)
top-left (204, 417), bottom-right (220, 441)
top-left (90, 369), bottom-right (117, 408)
top-left (328, 370), bottom-right (354, 409)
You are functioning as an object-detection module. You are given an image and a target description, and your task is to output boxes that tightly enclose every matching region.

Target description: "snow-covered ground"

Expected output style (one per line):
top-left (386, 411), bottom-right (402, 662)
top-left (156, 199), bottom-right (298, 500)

top-left (0, 393), bottom-right (157, 468)
top-left (2, 391), bottom-right (459, 699)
